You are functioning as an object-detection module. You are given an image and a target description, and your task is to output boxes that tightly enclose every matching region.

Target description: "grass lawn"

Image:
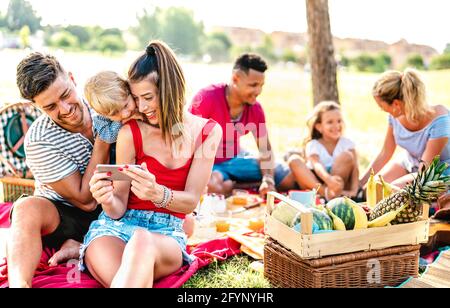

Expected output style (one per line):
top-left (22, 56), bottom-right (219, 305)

top-left (183, 255), bottom-right (271, 288)
top-left (0, 49), bottom-right (449, 287)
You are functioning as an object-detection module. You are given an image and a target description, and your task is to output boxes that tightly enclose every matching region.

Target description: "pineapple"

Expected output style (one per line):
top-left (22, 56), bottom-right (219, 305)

top-left (369, 156), bottom-right (450, 224)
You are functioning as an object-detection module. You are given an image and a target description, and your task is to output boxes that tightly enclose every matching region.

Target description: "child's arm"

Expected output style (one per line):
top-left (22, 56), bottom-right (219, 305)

top-left (93, 114), bottom-right (122, 144)
top-left (308, 154), bottom-right (343, 192)
top-left (89, 125), bottom-right (135, 219)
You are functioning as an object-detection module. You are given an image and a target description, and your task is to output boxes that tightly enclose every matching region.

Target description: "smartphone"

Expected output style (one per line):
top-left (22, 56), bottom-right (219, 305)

top-left (96, 164), bottom-right (143, 181)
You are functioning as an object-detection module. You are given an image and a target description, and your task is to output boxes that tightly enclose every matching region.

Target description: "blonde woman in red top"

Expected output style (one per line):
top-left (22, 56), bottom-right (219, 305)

top-left (82, 40), bottom-right (222, 288)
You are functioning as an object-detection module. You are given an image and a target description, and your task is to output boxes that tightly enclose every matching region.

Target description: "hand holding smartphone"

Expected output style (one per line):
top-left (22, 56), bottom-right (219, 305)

top-left (96, 164), bottom-right (143, 181)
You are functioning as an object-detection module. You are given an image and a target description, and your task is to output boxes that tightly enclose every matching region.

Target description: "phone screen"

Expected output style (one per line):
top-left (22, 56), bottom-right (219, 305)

top-left (96, 164), bottom-right (143, 181)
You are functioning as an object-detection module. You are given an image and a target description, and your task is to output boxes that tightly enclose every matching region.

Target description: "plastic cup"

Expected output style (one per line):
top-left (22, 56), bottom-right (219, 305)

top-left (288, 190), bottom-right (316, 207)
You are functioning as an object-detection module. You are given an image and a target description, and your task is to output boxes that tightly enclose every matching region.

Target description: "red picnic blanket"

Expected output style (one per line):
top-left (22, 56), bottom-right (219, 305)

top-left (0, 202), bottom-right (241, 288)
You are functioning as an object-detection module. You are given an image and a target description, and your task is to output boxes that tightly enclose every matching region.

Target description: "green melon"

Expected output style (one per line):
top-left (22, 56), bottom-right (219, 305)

top-left (271, 202), bottom-right (298, 227)
top-left (291, 208), bottom-right (333, 231)
top-left (326, 197), bottom-right (355, 230)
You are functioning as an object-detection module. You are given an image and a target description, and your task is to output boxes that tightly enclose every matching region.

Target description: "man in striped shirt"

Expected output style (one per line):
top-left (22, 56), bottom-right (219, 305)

top-left (7, 52), bottom-right (110, 288)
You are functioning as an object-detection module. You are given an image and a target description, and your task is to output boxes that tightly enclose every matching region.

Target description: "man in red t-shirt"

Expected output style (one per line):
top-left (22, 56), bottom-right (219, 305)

top-left (189, 53), bottom-right (292, 196)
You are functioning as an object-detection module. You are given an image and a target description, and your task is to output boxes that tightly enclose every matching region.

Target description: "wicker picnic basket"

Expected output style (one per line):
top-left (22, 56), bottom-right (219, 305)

top-left (0, 176), bottom-right (35, 202)
top-left (264, 237), bottom-right (420, 288)
top-left (0, 102), bottom-right (40, 202)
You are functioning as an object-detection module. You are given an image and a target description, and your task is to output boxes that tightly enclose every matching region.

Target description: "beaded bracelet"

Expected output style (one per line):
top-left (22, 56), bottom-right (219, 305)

top-left (166, 188), bottom-right (174, 209)
top-left (153, 185), bottom-right (171, 209)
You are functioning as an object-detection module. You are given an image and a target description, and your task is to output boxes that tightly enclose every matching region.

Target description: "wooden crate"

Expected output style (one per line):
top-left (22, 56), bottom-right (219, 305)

top-left (265, 192), bottom-right (430, 259)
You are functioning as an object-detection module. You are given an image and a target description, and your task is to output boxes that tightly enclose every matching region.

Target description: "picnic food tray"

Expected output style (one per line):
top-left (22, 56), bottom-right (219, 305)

top-left (265, 192), bottom-right (429, 259)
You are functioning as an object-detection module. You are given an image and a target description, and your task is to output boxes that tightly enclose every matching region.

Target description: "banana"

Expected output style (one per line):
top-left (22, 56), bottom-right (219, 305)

top-left (326, 208), bottom-right (346, 231)
top-left (368, 204), bottom-right (408, 228)
top-left (366, 169), bottom-right (377, 209)
top-left (378, 175), bottom-right (394, 199)
top-left (345, 197), bottom-right (368, 229)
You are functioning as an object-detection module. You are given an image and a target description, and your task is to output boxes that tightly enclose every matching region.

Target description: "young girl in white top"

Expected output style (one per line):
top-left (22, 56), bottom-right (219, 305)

top-left (288, 101), bottom-right (359, 200)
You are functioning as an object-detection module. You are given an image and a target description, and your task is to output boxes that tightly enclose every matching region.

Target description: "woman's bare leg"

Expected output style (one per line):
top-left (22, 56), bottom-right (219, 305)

top-left (111, 229), bottom-right (183, 288)
top-left (331, 151), bottom-right (355, 188)
top-left (84, 236), bottom-right (126, 288)
top-left (288, 155), bottom-right (325, 196)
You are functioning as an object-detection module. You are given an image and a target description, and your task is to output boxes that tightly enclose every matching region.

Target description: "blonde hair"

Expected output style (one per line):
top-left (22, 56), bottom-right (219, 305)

top-left (303, 101), bottom-right (342, 148)
top-left (372, 68), bottom-right (431, 123)
top-left (84, 71), bottom-right (130, 117)
top-left (128, 40), bottom-right (186, 144)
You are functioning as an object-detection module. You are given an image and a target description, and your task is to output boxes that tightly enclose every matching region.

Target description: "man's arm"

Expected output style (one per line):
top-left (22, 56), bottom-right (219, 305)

top-left (48, 138), bottom-right (111, 211)
top-left (256, 135), bottom-right (276, 195)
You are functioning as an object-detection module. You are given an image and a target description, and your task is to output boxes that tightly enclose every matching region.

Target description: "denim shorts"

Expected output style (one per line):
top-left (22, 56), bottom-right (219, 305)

top-left (212, 152), bottom-right (290, 185)
top-left (79, 209), bottom-right (194, 271)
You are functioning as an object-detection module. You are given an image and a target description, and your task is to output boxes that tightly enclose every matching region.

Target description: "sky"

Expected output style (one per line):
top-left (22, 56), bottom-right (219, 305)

top-left (1, 0), bottom-right (449, 52)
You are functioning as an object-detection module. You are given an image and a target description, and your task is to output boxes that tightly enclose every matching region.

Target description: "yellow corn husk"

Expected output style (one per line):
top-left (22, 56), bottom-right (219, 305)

top-left (368, 203), bottom-right (408, 228)
top-left (366, 169), bottom-right (377, 209)
top-left (378, 175), bottom-right (394, 199)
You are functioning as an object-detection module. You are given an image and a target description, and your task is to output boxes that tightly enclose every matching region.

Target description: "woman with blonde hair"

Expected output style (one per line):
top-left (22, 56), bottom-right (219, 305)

top-left (360, 68), bottom-right (450, 189)
top-left (82, 40), bottom-right (222, 288)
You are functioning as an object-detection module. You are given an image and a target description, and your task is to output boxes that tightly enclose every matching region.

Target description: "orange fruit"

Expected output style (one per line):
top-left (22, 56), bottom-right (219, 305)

top-left (215, 220), bottom-right (230, 232)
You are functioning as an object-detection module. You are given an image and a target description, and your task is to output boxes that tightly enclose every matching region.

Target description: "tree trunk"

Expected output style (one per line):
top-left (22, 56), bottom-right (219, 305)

top-left (306, 0), bottom-right (339, 105)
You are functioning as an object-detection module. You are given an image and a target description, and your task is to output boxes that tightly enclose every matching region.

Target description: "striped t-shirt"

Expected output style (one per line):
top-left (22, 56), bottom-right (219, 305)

top-left (24, 114), bottom-right (93, 207)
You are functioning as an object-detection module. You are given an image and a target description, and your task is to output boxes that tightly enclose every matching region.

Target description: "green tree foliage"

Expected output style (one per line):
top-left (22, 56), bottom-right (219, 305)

top-left (65, 25), bottom-right (91, 46)
top-left (95, 28), bottom-right (126, 52)
top-left (0, 13), bottom-right (6, 28)
top-left (372, 53), bottom-right (391, 72)
top-left (349, 53), bottom-right (391, 72)
top-left (98, 34), bottom-right (126, 53)
top-left (352, 53), bottom-right (375, 72)
top-left (231, 45), bottom-right (254, 59)
top-left (430, 53), bottom-right (450, 70)
top-left (19, 25), bottom-right (30, 48)
top-left (204, 38), bottom-right (229, 62)
top-left (377, 52), bottom-right (391, 67)
top-left (43, 24), bottom-right (127, 52)
top-left (100, 28), bottom-right (122, 38)
top-left (444, 43), bottom-right (450, 54)
top-left (282, 49), bottom-right (302, 64)
top-left (209, 32), bottom-right (232, 50)
top-left (42, 25), bottom-right (61, 46)
top-left (255, 35), bottom-right (277, 62)
top-left (339, 55), bottom-right (350, 67)
top-left (49, 31), bottom-right (79, 49)
top-left (132, 8), bottom-right (162, 49)
top-left (204, 32), bottom-right (232, 62)
top-left (160, 7), bottom-right (204, 56)
top-left (6, 0), bottom-right (41, 33)
top-left (405, 53), bottom-right (425, 70)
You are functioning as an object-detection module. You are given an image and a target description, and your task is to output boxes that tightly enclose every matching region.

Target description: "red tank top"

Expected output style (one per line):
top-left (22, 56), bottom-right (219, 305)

top-left (126, 119), bottom-right (216, 218)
